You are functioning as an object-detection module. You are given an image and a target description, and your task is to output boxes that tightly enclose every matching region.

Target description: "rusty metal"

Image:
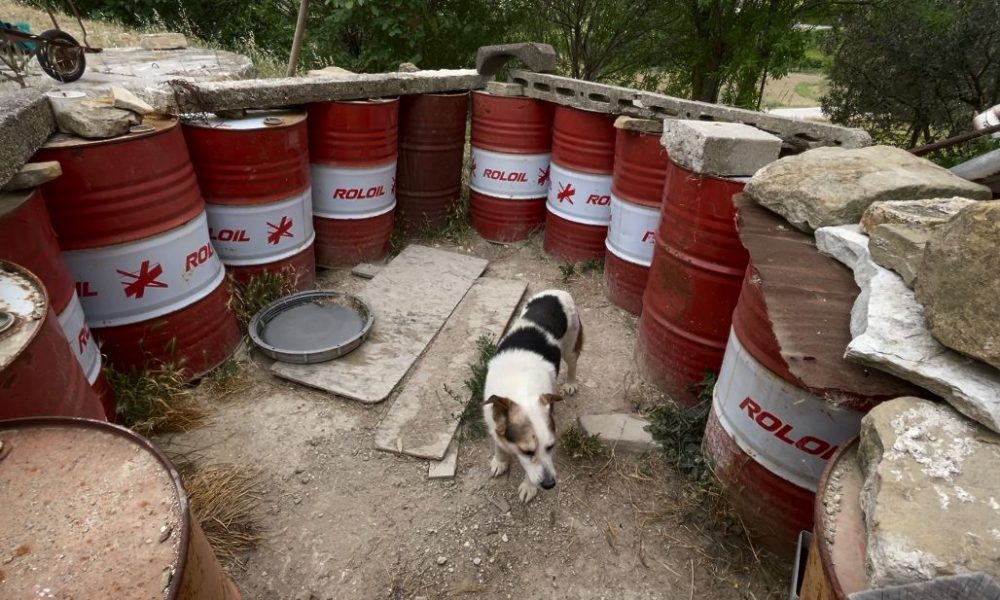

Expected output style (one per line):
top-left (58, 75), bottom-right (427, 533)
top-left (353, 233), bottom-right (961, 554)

top-left (909, 122), bottom-right (1000, 156)
top-left (396, 92), bottom-right (469, 231)
top-left (0, 417), bottom-right (240, 599)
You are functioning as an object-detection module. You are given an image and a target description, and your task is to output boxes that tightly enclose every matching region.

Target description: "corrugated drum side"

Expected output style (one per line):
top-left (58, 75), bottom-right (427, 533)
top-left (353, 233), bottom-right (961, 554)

top-left (470, 92), bottom-right (553, 153)
top-left (308, 100), bottom-right (399, 167)
top-left (551, 106), bottom-right (616, 174)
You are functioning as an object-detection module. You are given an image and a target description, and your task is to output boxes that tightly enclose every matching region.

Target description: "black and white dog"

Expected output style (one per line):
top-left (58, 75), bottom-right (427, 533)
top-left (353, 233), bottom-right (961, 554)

top-left (483, 290), bottom-right (582, 503)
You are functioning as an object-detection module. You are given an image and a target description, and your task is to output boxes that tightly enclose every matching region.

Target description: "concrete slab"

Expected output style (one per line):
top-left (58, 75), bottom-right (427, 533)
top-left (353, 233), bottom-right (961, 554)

top-left (271, 245), bottom-right (488, 404)
top-left (661, 120), bottom-right (782, 176)
top-left (428, 441), bottom-right (460, 479)
top-left (374, 277), bottom-right (526, 459)
top-left (0, 89), bottom-right (55, 189)
top-left (578, 413), bottom-right (657, 453)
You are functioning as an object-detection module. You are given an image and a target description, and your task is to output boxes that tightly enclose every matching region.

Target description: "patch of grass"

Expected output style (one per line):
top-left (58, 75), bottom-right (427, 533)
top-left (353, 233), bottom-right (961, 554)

top-left (644, 371), bottom-right (717, 483)
top-left (579, 258), bottom-right (604, 275)
top-left (793, 80), bottom-right (828, 103)
top-left (171, 457), bottom-right (264, 570)
top-left (559, 263), bottom-right (576, 282)
top-left (106, 364), bottom-right (206, 436)
top-left (199, 356), bottom-right (253, 401)
top-left (229, 271), bottom-right (299, 327)
top-left (559, 424), bottom-right (605, 460)
top-left (457, 334), bottom-right (498, 439)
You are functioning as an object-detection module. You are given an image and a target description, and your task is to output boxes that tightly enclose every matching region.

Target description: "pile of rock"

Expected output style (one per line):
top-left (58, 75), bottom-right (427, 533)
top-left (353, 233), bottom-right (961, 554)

top-left (47, 85), bottom-right (155, 139)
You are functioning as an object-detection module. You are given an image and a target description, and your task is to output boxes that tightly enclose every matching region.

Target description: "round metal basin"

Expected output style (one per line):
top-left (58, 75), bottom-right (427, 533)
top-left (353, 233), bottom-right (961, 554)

top-left (249, 290), bottom-right (374, 364)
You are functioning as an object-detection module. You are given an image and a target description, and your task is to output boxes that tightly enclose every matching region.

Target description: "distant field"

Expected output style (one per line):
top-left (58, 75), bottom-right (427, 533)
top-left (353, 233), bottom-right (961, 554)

top-left (1, 0), bottom-right (143, 48)
top-left (762, 71), bottom-right (829, 108)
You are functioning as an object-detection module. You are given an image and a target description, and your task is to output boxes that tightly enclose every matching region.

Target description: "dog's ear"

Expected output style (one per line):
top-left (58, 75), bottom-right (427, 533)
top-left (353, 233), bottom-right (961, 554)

top-left (539, 393), bottom-right (562, 405)
top-left (486, 395), bottom-right (512, 436)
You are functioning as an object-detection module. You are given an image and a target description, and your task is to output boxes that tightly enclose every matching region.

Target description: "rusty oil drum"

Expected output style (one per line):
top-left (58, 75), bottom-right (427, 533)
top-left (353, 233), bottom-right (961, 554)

top-left (543, 105), bottom-right (617, 262)
top-left (182, 110), bottom-right (316, 290)
top-left (468, 91), bottom-right (554, 242)
top-left (603, 122), bottom-right (668, 314)
top-left (0, 189), bottom-right (115, 419)
top-left (0, 262), bottom-right (106, 420)
top-left (636, 163), bottom-right (748, 403)
top-left (0, 417), bottom-right (241, 599)
top-left (396, 92), bottom-right (469, 231)
top-left (308, 99), bottom-right (398, 267)
top-left (33, 118), bottom-right (241, 378)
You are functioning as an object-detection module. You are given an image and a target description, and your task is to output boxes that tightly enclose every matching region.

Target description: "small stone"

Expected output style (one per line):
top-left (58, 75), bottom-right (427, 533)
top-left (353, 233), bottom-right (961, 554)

top-left (139, 32), bottom-right (187, 50)
top-left (158, 525), bottom-right (172, 543)
top-left (109, 85), bottom-right (154, 115)
top-left (577, 414), bottom-right (656, 453)
top-left (501, 533), bottom-right (509, 543)
top-left (485, 81), bottom-right (525, 97)
top-left (398, 62), bottom-right (420, 73)
top-left (447, 567), bottom-right (454, 573)
top-left (350, 262), bottom-right (382, 279)
top-left (50, 97), bottom-right (139, 140)
top-left (1, 161), bottom-right (62, 191)
top-left (473, 557), bottom-right (482, 566)
top-left (436, 556), bottom-right (448, 565)
top-left (614, 116), bottom-right (662, 134)
top-left (306, 66), bottom-right (357, 80)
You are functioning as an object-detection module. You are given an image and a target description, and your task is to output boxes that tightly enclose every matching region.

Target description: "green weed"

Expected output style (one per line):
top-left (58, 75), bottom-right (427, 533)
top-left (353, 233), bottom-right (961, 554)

top-left (106, 364), bottom-right (205, 436)
top-left (559, 424), bottom-right (605, 460)
top-left (644, 371), bottom-right (717, 483)
top-left (559, 263), bottom-right (576, 282)
top-left (457, 334), bottom-right (498, 439)
top-left (229, 271), bottom-right (300, 327)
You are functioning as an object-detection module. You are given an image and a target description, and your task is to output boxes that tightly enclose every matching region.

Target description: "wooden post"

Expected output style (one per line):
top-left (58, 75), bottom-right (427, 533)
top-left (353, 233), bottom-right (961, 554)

top-left (286, 0), bottom-right (310, 77)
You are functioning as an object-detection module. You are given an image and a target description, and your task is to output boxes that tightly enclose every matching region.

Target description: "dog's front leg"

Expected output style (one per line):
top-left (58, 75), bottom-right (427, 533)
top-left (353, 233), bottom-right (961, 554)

top-left (490, 442), bottom-right (510, 477)
top-left (518, 478), bottom-right (539, 503)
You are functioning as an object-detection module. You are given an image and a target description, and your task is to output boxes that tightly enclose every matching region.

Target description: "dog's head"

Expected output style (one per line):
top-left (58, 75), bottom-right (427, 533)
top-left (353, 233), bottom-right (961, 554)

top-left (486, 393), bottom-right (561, 489)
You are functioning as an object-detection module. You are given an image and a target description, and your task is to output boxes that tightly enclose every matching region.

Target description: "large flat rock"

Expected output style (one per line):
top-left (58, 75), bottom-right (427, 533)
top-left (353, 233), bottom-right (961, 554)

top-left (868, 223), bottom-right (931, 287)
top-left (373, 277), bottom-right (526, 459)
top-left (860, 197), bottom-right (977, 234)
top-left (858, 397), bottom-right (1000, 587)
top-left (744, 146), bottom-right (991, 233)
top-left (916, 201), bottom-right (1000, 371)
top-left (272, 245), bottom-right (487, 403)
top-left (815, 225), bottom-right (1000, 433)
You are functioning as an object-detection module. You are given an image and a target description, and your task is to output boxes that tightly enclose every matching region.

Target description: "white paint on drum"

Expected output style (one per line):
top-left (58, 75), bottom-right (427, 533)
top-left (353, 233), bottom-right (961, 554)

top-left (56, 292), bottom-right (101, 384)
top-left (61, 212), bottom-right (226, 328)
top-left (206, 188), bottom-right (315, 265)
top-left (713, 330), bottom-right (864, 491)
top-left (606, 194), bottom-right (659, 266)
top-left (310, 162), bottom-right (397, 219)
top-left (973, 107), bottom-right (1000, 139)
top-left (468, 147), bottom-right (551, 200)
top-left (546, 162), bottom-right (614, 226)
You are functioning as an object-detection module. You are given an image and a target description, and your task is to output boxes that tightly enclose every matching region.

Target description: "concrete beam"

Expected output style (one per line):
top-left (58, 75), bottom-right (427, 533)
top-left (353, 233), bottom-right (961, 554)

top-left (166, 69), bottom-right (487, 113)
top-left (508, 69), bottom-right (871, 152)
top-left (476, 42), bottom-right (557, 77)
top-left (0, 89), bottom-right (56, 189)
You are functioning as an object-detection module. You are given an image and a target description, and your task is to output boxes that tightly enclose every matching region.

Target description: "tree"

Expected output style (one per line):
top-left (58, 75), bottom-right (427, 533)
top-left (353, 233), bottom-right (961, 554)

top-left (823, 0), bottom-right (1000, 146)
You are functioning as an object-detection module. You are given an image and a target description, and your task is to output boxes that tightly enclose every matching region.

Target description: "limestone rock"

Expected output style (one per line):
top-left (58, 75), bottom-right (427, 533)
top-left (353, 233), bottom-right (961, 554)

top-left (858, 396), bottom-right (1000, 587)
top-left (860, 197), bottom-right (977, 234)
top-left (397, 62), bottom-right (420, 73)
top-left (50, 98), bottom-right (139, 139)
top-left (917, 201), bottom-right (1000, 370)
top-left (868, 224), bottom-right (930, 287)
top-left (614, 116), bottom-right (662, 134)
top-left (815, 225), bottom-right (1000, 435)
top-left (1, 161), bottom-right (61, 191)
top-left (577, 414), bottom-right (655, 453)
top-left (475, 42), bottom-right (557, 77)
top-left (745, 146), bottom-right (992, 233)
top-left (139, 32), bottom-right (187, 51)
top-left (660, 120), bottom-right (782, 176)
top-left (306, 66), bottom-right (358, 79)
top-left (109, 85), bottom-right (154, 115)
top-left (484, 81), bottom-right (525, 97)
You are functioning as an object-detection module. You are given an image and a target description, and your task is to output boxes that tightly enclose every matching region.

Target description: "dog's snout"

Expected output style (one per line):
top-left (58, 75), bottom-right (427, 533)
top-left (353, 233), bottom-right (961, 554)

top-left (540, 476), bottom-right (556, 490)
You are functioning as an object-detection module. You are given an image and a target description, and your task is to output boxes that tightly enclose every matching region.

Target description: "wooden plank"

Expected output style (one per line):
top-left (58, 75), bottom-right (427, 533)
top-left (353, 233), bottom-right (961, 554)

top-left (271, 245), bottom-right (487, 403)
top-left (374, 277), bottom-right (526, 460)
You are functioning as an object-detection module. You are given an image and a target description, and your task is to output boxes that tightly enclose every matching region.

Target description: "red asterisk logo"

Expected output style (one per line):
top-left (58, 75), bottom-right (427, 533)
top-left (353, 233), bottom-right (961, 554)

top-left (267, 215), bottom-right (294, 245)
top-left (391, 177), bottom-right (397, 195)
top-left (557, 182), bottom-right (576, 204)
top-left (470, 157), bottom-right (477, 176)
top-left (117, 260), bottom-right (167, 299)
top-left (537, 166), bottom-right (550, 186)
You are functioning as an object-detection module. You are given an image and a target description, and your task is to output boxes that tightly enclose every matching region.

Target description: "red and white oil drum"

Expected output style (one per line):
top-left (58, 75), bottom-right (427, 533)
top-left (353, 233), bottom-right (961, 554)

top-left (182, 110), bottom-right (315, 289)
top-left (396, 92), bottom-right (470, 231)
top-left (0, 261), bottom-right (106, 420)
top-left (603, 119), bottom-right (668, 314)
top-left (543, 106), bottom-right (617, 262)
top-left (34, 118), bottom-right (241, 379)
top-left (0, 189), bottom-right (115, 418)
top-left (469, 91), bottom-right (554, 242)
top-left (308, 99), bottom-right (398, 267)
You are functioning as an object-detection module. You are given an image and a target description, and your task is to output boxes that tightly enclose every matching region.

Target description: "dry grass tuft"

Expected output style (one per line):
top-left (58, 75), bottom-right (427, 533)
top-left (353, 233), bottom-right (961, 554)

top-left (106, 365), bottom-right (207, 436)
top-left (198, 356), bottom-right (254, 402)
top-left (172, 457), bottom-right (265, 570)
top-left (229, 271), bottom-right (301, 327)
top-left (559, 424), bottom-right (606, 460)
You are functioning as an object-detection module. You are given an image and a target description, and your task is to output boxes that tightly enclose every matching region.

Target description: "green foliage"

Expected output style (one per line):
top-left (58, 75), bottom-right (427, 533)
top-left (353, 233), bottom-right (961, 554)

top-left (579, 259), bottom-right (603, 275)
top-left (928, 137), bottom-right (1000, 169)
top-left (823, 0), bottom-right (1000, 146)
top-left (459, 334), bottom-right (498, 439)
top-left (559, 424), bottom-right (605, 460)
top-left (106, 364), bottom-right (204, 435)
top-left (558, 263), bottom-right (576, 283)
top-left (229, 271), bottom-right (300, 327)
top-left (644, 371), bottom-right (716, 483)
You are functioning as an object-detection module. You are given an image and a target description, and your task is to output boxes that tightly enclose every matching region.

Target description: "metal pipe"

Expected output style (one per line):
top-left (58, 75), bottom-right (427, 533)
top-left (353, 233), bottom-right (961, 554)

top-left (909, 123), bottom-right (1000, 156)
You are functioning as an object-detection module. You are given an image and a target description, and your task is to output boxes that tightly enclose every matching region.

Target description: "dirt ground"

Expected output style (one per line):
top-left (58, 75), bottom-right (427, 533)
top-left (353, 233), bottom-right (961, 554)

top-left (761, 72), bottom-right (828, 109)
top-left (161, 233), bottom-right (790, 600)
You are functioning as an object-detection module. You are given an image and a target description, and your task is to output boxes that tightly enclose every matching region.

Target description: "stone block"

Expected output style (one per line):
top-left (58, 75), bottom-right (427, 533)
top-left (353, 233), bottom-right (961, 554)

top-left (109, 85), bottom-right (154, 115)
top-left (860, 197), bottom-right (977, 234)
top-left (1, 161), bottom-right (62, 191)
top-left (484, 81), bottom-right (525, 97)
top-left (746, 146), bottom-right (992, 233)
top-left (614, 116), bottom-right (662, 134)
top-left (50, 95), bottom-right (139, 139)
top-left (475, 42), bottom-right (556, 77)
top-left (577, 413), bottom-right (656, 453)
top-left (139, 32), bottom-right (187, 50)
top-left (858, 396), bottom-right (1000, 587)
top-left (350, 262), bottom-right (382, 279)
top-left (661, 120), bottom-right (782, 176)
top-left (868, 223), bottom-right (930, 287)
top-left (0, 89), bottom-right (56, 189)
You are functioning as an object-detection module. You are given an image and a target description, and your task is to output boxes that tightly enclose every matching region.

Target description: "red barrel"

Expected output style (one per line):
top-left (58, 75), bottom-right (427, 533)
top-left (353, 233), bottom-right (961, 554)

top-left (544, 106), bottom-right (617, 262)
top-left (308, 99), bottom-right (398, 267)
top-left (396, 92), bottom-right (469, 231)
top-left (0, 262), bottom-right (106, 420)
top-left (0, 189), bottom-right (115, 418)
top-left (183, 111), bottom-right (315, 289)
top-left (703, 198), bottom-right (923, 552)
top-left (603, 122), bottom-right (669, 314)
top-left (34, 118), bottom-right (241, 378)
top-left (469, 91), bottom-right (554, 242)
top-left (637, 161), bottom-right (749, 403)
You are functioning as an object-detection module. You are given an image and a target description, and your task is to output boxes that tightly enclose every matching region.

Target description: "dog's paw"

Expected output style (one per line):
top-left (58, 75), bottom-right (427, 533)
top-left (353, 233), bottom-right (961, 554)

top-left (561, 382), bottom-right (579, 396)
top-left (490, 455), bottom-right (509, 478)
top-left (518, 480), bottom-right (539, 504)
